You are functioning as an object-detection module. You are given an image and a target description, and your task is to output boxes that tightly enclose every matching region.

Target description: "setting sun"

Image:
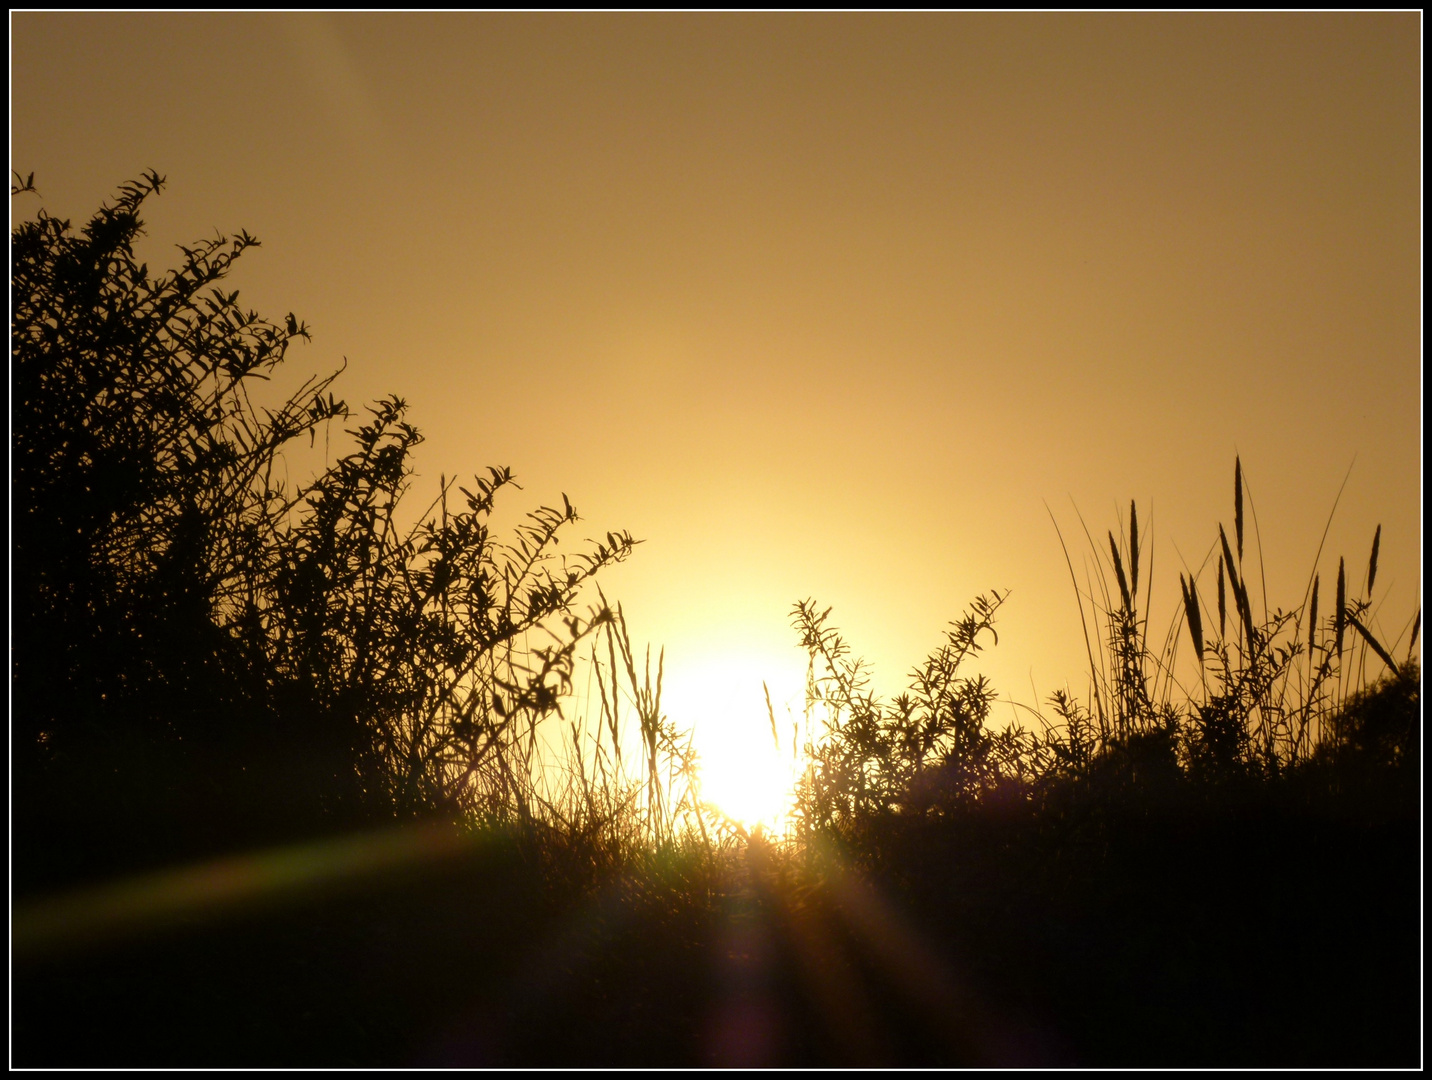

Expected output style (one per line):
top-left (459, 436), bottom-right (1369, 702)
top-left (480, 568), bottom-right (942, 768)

top-left (661, 650), bottom-right (807, 832)
top-left (696, 723), bottom-right (797, 832)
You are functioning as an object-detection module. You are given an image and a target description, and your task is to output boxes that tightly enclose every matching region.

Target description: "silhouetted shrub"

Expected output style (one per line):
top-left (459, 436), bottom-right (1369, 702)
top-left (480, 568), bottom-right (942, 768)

top-left (12, 172), bottom-right (636, 883)
top-left (791, 591), bottom-right (1034, 840)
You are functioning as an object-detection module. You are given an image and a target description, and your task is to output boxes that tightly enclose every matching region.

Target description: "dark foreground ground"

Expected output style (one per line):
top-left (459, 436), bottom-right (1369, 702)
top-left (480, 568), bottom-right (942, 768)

top-left (13, 762), bottom-right (1420, 1068)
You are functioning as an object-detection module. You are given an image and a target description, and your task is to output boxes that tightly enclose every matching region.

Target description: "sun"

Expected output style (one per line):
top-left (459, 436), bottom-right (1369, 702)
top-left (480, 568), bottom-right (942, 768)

top-left (697, 725), bottom-right (797, 832)
top-left (661, 650), bottom-right (807, 833)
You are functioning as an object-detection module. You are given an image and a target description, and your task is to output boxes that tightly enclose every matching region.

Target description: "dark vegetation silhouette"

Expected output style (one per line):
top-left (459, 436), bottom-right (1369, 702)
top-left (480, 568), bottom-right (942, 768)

top-left (12, 171), bottom-right (642, 892)
top-left (784, 479), bottom-right (1419, 1066)
top-left (12, 176), bottom-right (1421, 1067)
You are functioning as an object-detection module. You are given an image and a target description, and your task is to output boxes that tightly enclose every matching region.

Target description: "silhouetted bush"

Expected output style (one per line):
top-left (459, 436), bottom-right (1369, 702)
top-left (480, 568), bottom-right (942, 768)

top-left (12, 173), bottom-right (636, 887)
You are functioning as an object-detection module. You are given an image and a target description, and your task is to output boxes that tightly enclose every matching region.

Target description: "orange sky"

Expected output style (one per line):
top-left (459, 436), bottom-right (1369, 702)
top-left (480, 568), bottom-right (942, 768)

top-left (11, 13), bottom-right (1422, 752)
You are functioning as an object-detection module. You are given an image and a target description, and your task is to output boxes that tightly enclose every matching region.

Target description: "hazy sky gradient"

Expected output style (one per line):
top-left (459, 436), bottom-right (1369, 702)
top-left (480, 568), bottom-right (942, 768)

top-left (12, 13), bottom-right (1421, 744)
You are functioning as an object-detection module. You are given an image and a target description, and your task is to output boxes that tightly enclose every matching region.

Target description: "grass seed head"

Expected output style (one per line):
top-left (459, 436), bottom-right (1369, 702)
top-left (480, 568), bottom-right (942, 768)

top-left (1234, 456), bottom-right (1244, 562)
top-left (1181, 573), bottom-right (1204, 659)
top-left (1109, 531), bottom-right (1132, 611)
top-left (1217, 554), bottom-right (1227, 638)
top-left (1238, 577), bottom-right (1257, 651)
top-left (1129, 500), bottom-right (1140, 601)
top-left (1334, 557), bottom-right (1346, 658)
top-left (1219, 525), bottom-right (1256, 647)
top-left (1349, 614), bottom-right (1398, 674)
top-left (1218, 526), bottom-right (1241, 602)
top-left (1367, 524), bottom-right (1381, 595)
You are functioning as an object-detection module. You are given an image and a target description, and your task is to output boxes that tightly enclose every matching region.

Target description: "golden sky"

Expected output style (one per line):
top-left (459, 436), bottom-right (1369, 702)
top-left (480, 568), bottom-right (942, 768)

top-left (12, 13), bottom-right (1422, 764)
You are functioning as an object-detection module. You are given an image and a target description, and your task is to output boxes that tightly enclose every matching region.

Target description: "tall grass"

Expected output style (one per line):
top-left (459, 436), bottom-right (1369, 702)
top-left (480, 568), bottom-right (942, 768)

top-left (508, 597), bottom-right (737, 875)
top-left (787, 458), bottom-right (1417, 844)
top-left (1040, 457), bottom-right (1418, 786)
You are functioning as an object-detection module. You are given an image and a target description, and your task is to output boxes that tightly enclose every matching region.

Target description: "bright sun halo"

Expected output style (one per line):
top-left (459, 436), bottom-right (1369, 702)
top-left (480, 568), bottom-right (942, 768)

top-left (664, 652), bottom-right (806, 832)
top-left (698, 729), bottom-right (796, 831)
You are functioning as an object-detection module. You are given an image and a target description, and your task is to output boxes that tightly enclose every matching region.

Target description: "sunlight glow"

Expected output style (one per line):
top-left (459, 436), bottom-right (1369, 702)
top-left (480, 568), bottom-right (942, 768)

top-left (698, 725), bottom-right (797, 832)
top-left (662, 650), bottom-right (808, 832)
